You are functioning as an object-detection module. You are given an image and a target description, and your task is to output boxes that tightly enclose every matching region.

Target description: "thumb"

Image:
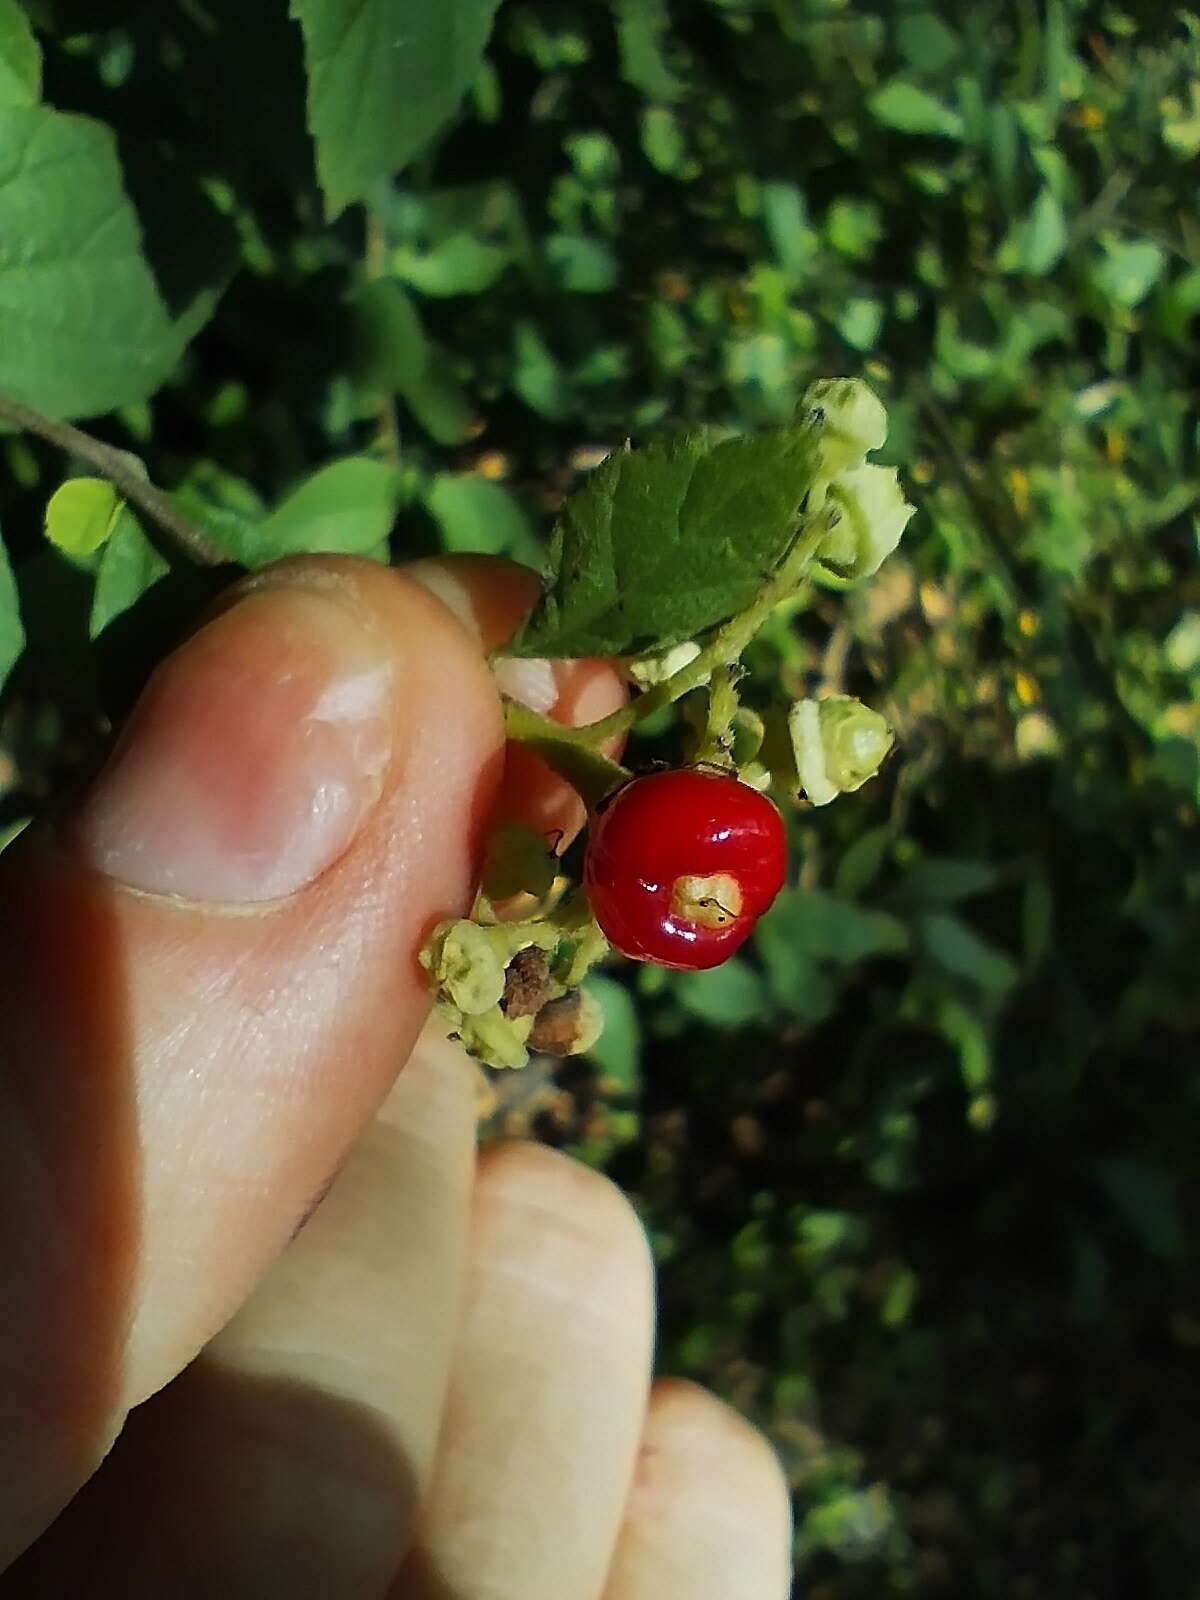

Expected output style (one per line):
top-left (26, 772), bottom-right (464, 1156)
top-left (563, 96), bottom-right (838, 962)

top-left (0, 555), bottom-right (529, 1561)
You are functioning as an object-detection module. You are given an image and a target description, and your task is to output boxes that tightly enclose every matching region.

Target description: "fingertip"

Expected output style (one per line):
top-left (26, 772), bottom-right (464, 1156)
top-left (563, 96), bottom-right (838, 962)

top-left (403, 552), bottom-right (628, 848)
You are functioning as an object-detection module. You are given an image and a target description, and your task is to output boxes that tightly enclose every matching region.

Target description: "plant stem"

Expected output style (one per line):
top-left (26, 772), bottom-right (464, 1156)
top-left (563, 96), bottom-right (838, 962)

top-left (503, 513), bottom-right (831, 750)
top-left (0, 394), bottom-right (225, 567)
top-left (693, 664), bottom-right (741, 765)
top-left (364, 210), bottom-right (402, 466)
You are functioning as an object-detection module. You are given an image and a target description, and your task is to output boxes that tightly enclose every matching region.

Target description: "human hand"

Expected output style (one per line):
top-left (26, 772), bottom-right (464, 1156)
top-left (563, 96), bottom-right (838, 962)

top-left (0, 555), bottom-right (792, 1597)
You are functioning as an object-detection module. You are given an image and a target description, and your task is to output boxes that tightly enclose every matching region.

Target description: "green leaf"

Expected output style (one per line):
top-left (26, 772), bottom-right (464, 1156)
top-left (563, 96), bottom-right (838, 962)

top-left (545, 231), bottom-right (618, 294)
top-left (896, 12), bottom-right (959, 76)
top-left (903, 856), bottom-right (1000, 905)
top-left (1094, 1156), bottom-right (1183, 1263)
top-left (508, 420), bottom-right (820, 659)
top-left (0, 0), bottom-right (40, 106)
top-left (424, 475), bottom-right (541, 564)
top-left (836, 296), bottom-right (883, 351)
top-left (761, 181), bottom-right (815, 278)
top-left (998, 186), bottom-right (1067, 275)
top-left (395, 234), bottom-right (509, 297)
top-left (1092, 239), bottom-right (1166, 308)
top-left (0, 526), bottom-right (23, 690)
top-left (826, 197), bottom-right (883, 262)
top-left (584, 974), bottom-right (641, 1097)
top-left (919, 912), bottom-right (1019, 999)
top-left (255, 458), bottom-right (405, 563)
top-left (44, 478), bottom-right (121, 558)
top-left (512, 321), bottom-right (573, 420)
top-left (0, 106), bottom-right (191, 418)
top-left (834, 826), bottom-right (891, 899)
top-left (868, 80), bottom-right (963, 139)
top-left (758, 888), bottom-right (909, 968)
top-left (0, 815), bottom-right (29, 852)
top-left (90, 506), bottom-right (169, 639)
top-left (291, 0), bottom-right (504, 218)
top-left (640, 105), bottom-right (690, 174)
top-left (351, 279), bottom-right (474, 444)
top-left (613, 0), bottom-right (684, 103)
top-left (675, 958), bottom-right (770, 1027)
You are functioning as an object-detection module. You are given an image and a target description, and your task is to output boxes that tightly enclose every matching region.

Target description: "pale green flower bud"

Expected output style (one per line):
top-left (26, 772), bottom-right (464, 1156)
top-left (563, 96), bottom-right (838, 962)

top-left (821, 463), bottom-right (915, 580)
top-left (458, 1007), bottom-right (535, 1071)
top-left (803, 378), bottom-right (888, 483)
top-left (788, 695), bottom-right (894, 807)
top-left (627, 640), bottom-right (701, 688)
top-left (421, 918), bottom-right (558, 1016)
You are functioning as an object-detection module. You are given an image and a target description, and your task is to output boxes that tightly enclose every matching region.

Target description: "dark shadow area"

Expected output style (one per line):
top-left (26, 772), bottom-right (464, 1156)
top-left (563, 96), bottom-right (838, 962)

top-left (3, 1364), bottom-right (448, 1599)
top-left (0, 830), bottom-right (140, 1565)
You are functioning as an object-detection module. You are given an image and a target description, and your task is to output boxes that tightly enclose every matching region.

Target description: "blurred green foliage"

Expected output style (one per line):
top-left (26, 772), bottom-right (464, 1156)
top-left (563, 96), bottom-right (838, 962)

top-left (1, 1), bottom-right (1198, 1593)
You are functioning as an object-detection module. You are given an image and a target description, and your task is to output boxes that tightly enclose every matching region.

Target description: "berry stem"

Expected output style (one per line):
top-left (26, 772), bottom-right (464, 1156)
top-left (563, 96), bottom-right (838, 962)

top-left (693, 664), bottom-right (742, 766)
top-left (503, 510), bottom-right (832, 752)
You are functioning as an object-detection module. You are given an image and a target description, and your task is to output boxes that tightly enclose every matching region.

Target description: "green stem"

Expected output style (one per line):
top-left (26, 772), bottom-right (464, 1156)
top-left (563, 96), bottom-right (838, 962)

top-left (0, 394), bottom-right (225, 568)
top-left (502, 702), bottom-right (631, 810)
top-left (503, 513), bottom-right (831, 751)
top-left (364, 210), bottom-right (402, 466)
top-left (693, 664), bottom-right (741, 766)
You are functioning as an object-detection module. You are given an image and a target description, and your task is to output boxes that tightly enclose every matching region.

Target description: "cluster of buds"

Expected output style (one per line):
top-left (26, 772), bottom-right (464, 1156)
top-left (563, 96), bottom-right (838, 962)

top-left (420, 828), bottom-right (609, 1071)
top-left (804, 378), bottom-right (916, 581)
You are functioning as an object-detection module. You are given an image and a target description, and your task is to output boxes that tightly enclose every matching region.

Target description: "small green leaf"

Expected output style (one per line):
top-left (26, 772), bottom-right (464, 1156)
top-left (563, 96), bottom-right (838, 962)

top-left (998, 186), bottom-right (1067, 275)
top-left (0, 527), bottom-right (24, 690)
top-left (545, 231), bottom-right (618, 293)
top-left (896, 12), bottom-right (959, 76)
top-left (512, 321), bottom-right (573, 420)
top-left (0, 106), bottom-right (192, 418)
top-left (868, 80), bottom-right (964, 139)
top-left (395, 234), bottom-right (509, 296)
top-left (675, 958), bottom-right (769, 1027)
top-left (584, 974), bottom-right (642, 1097)
top-left (761, 181), bottom-right (815, 277)
top-left (880, 1265), bottom-right (918, 1328)
top-left (508, 420), bottom-right (820, 659)
top-left (834, 826), bottom-right (891, 899)
top-left (759, 889), bottom-right (909, 968)
top-left (44, 478), bottom-right (121, 558)
top-left (640, 105), bottom-right (690, 174)
top-left (613, 0), bottom-right (684, 103)
top-left (255, 458), bottom-right (405, 563)
top-left (90, 507), bottom-right (169, 639)
top-left (1092, 239), bottom-right (1166, 308)
top-left (424, 474), bottom-right (541, 564)
top-left (903, 856), bottom-right (1000, 905)
top-left (291, 0), bottom-right (504, 217)
top-left (1094, 1155), bottom-right (1183, 1263)
top-left (836, 296), bottom-right (883, 351)
top-left (826, 198), bottom-right (883, 262)
top-left (0, 0), bottom-right (40, 106)
top-left (919, 911), bottom-right (1019, 998)
top-left (350, 279), bottom-right (474, 445)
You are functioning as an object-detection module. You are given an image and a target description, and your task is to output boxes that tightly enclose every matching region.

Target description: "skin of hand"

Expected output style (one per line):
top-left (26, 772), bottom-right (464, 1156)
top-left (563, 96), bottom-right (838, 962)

top-left (0, 553), bottom-right (793, 1599)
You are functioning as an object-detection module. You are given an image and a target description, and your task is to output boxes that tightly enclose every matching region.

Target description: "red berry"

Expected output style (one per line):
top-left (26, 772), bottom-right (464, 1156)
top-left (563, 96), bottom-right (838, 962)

top-left (583, 768), bottom-right (787, 971)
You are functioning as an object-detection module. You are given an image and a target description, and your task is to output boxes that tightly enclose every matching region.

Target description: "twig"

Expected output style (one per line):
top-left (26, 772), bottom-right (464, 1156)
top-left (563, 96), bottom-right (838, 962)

top-left (0, 394), bottom-right (225, 567)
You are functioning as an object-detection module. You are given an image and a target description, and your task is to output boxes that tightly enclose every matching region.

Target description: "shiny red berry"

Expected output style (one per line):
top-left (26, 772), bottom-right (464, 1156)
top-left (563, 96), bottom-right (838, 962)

top-left (583, 768), bottom-right (787, 971)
